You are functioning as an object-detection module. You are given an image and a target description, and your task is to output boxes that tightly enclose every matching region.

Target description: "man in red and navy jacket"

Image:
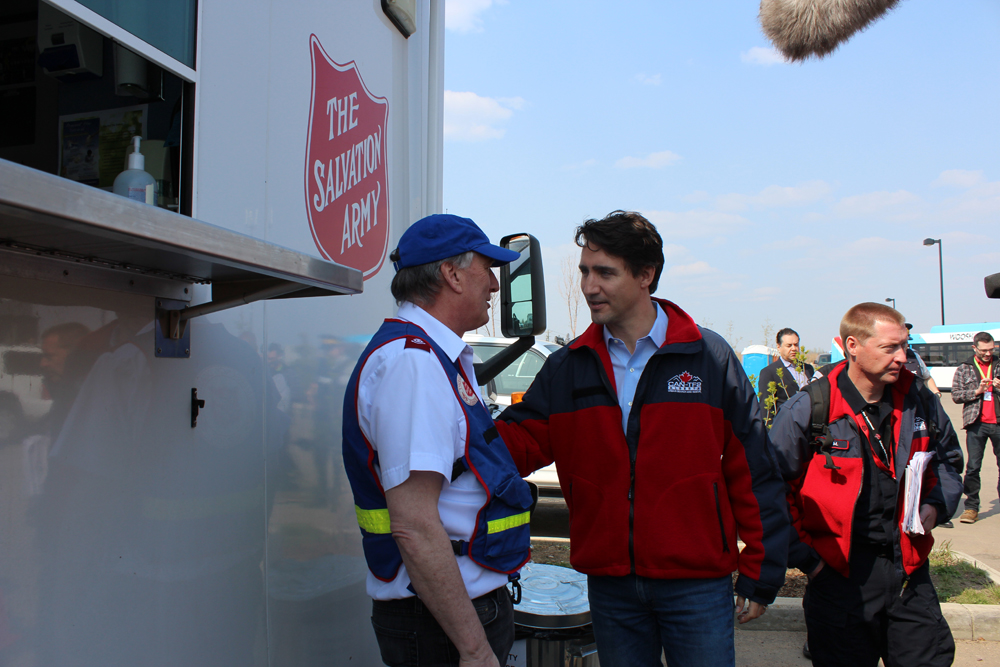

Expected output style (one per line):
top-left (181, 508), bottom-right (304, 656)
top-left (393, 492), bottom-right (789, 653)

top-left (770, 302), bottom-right (963, 667)
top-left (496, 211), bottom-right (789, 667)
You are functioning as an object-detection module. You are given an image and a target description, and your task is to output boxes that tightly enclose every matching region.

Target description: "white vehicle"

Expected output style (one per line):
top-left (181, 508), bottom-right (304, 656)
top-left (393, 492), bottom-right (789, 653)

top-left (909, 323), bottom-right (1000, 391)
top-left (465, 333), bottom-right (563, 495)
top-left (464, 333), bottom-right (557, 406)
top-left (0, 3), bottom-right (544, 665)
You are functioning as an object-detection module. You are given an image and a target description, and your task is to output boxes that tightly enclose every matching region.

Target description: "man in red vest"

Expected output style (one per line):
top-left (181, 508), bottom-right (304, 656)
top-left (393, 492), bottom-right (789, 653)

top-left (951, 331), bottom-right (1000, 524)
top-left (770, 302), bottom-right (963, 667)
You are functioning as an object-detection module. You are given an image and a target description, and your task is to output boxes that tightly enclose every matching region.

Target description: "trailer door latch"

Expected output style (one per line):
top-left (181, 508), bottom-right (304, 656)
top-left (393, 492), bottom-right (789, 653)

top-left (191, 388), bottom-right (206, 428)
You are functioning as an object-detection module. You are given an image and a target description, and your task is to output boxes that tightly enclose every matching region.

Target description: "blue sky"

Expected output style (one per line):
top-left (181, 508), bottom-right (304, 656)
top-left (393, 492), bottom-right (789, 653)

top-left (442, 0), bottom-right (1000, 353)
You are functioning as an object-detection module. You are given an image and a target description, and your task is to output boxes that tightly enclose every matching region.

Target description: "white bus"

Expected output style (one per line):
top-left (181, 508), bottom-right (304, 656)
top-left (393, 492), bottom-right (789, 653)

top-left (909, 323), bottom-right (1000, 391)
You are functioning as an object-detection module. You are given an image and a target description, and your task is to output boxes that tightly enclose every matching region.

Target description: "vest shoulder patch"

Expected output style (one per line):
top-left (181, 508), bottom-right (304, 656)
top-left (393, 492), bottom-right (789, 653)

top-left (404, 336), bottom-right (432, 352)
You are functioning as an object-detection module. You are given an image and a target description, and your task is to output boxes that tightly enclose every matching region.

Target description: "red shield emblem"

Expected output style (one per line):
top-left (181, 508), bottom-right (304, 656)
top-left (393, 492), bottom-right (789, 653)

top-left (305, 35), bottom-right (390, 279)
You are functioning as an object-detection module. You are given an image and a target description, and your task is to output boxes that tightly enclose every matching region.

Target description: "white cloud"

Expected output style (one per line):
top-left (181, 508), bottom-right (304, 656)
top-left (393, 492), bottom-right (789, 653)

top-left (445, 0), bottom-right (504, 33)
top-left (444, 90), bottom-right (524, 142)
top-left (716, 181), bottom-right (832, 212)
top-left (683, 190), bottom-right (710, 203)
top-left (614, 150), bottom-right (681, 169)
top-left (932, 169), bottom-right (985, 189)
top-left (832, 190), bottom-right (922, 221)
top-left (666, 261), bottom-right (715, 278)
top-left (662, 243), bottom-right (689, 260)
top-left (741, 46), bottom-right (789, 66)
top-left (749, 286), bottom-right (781, 302)
top-left (759, 235), bottom-right (817, 252)
top-left (633, 72), bottom-right (662, 86)
top-left (643, 209), bottom-right (751, 239)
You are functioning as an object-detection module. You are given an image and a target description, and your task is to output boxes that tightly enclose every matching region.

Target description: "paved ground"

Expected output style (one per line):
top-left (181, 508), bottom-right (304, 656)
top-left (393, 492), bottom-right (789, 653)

top-left (935, 394), bottom-right (1000, 572)
top-left (734, 629), bottom-right (1000, 666)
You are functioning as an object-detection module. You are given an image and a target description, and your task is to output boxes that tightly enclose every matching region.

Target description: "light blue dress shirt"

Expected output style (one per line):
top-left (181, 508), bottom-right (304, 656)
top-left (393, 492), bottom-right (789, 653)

top-left (602, 303), bottom-right (669, 432)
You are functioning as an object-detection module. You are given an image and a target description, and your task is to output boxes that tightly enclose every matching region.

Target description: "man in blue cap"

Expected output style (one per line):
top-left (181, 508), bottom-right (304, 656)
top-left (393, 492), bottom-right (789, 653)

top-left (342, 214), bottom-right (534, 667)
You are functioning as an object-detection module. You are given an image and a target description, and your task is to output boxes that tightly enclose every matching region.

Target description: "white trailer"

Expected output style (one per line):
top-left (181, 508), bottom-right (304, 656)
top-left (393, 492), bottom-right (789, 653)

top-left (0, 1), bottom-right (446, 664)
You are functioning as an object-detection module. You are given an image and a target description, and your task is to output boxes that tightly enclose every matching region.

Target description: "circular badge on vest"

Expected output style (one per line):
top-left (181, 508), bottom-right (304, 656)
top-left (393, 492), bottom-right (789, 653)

top-left (457, 375), bottom-right (479, 406)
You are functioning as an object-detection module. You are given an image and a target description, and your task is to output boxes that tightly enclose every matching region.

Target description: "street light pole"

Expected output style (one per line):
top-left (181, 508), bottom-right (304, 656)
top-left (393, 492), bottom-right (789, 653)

top-left (885, 297), bottom-right (895, 310)
top-left (923, 238), bottom-right (945, 325)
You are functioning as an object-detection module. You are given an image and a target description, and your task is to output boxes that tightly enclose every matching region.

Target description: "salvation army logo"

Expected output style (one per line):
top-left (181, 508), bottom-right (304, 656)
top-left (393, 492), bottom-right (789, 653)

top-left (667, 371), bottom-right (703, 394)
top-left (305, 34), bottom-right (389, 279)
top-left (457, 376), bottom-right (479, 406)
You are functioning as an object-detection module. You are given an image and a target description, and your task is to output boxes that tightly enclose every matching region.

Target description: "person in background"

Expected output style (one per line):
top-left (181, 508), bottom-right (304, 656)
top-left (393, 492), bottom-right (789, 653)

top-left (903, 323), bottom-right (941, 396)
top-left (39, 322), bottom-right (91, 436)
top-left (341, 214), bottom-right (531, 667)
top-left (758, 328), bottom-right (814, 419)
top-left (266, 343), bottom-right (292, 413)
top-left (951, 331), bottom-right (1000, 524)
top-left (496, 210), bottom-right (788, 667)
top-left (770, 302), bottom-right (963, 667)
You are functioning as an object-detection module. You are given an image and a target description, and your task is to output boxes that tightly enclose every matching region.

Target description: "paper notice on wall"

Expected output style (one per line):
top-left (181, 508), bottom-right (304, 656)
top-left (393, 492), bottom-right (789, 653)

top-left (59, 104), bottom-right (148, 188)
top-left (903, 451), bottom-right (935, 534)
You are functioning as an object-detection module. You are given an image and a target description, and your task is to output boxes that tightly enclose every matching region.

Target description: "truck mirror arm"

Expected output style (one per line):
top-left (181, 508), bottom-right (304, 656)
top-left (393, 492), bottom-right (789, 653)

top-left (474, 336), bottom-right (535, 386)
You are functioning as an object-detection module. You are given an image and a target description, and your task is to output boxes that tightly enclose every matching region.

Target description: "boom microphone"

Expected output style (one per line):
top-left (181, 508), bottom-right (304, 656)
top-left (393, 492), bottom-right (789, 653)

top-left (759, 0), bottom-right (902, 61)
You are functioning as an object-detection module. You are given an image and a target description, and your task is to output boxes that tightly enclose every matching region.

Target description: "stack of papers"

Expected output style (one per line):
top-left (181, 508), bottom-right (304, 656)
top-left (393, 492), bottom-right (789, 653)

top-left (903, 451), bottom-right (935, 535)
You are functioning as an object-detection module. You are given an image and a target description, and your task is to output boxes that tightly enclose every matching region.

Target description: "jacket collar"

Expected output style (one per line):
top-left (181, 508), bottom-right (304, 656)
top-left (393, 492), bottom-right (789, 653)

top-left (569, 298), bottom-right (702, 352)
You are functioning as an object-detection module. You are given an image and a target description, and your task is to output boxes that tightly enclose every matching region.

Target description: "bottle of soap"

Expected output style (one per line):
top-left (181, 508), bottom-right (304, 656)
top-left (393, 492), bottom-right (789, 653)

top-left (113, 136), bottom-right (157, 205)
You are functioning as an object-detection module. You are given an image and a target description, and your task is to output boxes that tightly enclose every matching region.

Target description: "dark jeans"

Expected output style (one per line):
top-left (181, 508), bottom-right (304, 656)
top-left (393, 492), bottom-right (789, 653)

top-left (370, 586), bottom-right (513, 667)
top-left (587, 574), bottom-right (735, 667)
top-left (963, 421), bottom-right (1000, 511)
top-left (804, 546), bottom-right (954, 667)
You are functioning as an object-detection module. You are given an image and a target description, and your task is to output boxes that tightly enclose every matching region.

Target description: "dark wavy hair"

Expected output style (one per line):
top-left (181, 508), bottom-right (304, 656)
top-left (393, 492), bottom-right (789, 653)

top-left (575, 210), bottom-right (664, 293)
top-left (776, 328), bottom-right (799, 346)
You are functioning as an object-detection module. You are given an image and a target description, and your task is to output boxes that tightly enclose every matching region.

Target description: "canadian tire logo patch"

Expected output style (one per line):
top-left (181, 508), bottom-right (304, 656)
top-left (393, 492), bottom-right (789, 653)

top-left (305, 34), bottom-right (389, 279)
top-left (667, 371), bottom-right (703, 394)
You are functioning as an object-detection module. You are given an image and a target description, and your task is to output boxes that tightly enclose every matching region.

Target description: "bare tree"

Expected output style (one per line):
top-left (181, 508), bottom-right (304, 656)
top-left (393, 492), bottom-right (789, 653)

top-left (724, 321), bottom-right (743, 358)
top-left (761, 317), bottom-right (775, 348)
top-left (557, 254), bottom-right (583, 338)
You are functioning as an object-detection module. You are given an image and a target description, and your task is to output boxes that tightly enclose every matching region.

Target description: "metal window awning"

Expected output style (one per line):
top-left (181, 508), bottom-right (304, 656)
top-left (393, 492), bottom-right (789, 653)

top-left (0, 159), bottom-right (363, 356)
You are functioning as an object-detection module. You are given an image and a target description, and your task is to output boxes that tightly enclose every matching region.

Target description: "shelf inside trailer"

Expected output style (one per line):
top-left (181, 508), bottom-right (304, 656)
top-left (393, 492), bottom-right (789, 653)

top-left (0, 159), bottom-right (363, 304)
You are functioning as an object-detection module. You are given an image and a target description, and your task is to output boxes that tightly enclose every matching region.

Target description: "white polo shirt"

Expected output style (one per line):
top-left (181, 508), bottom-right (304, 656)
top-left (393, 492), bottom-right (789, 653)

top-left (355, 301), bottom-right (509, 600)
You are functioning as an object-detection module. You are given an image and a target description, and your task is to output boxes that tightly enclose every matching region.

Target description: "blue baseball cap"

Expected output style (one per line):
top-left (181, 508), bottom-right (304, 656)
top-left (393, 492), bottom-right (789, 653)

top-left (391, 214), bottom-right (519, 271)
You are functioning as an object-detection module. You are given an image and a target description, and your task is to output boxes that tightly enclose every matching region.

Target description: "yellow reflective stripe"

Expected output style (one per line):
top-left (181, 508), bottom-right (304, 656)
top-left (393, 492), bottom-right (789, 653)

top-left (356, 506), bottom-right (392, 534)
top-left (487, 511), bottom-right (530, 534)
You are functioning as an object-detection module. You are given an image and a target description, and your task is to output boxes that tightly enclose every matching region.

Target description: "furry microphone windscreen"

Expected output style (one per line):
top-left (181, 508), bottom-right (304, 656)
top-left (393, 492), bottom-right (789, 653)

top-left (759, 0), bottom-right (902, 61)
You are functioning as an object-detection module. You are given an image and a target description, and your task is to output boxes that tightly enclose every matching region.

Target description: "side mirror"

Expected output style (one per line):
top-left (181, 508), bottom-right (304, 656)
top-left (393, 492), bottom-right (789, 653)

top-left (986, 272), bottom-right (1000, 299)
top-left (499, 233), bottom-right (546, 337)
top-left (473, 233), bottom-right (547, 387)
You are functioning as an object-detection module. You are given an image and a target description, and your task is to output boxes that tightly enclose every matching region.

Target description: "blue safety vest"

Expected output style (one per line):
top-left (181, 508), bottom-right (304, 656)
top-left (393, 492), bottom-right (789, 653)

top-left (342, 318), bottom-right (532, 582)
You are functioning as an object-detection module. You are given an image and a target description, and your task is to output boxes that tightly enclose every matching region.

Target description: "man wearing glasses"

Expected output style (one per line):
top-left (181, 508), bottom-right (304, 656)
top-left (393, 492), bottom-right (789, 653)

top-left (952, 332), bottom-right (1000, 524)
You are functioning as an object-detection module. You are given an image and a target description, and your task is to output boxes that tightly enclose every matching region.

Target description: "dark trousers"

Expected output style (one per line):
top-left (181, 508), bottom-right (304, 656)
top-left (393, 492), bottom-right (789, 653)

top-left (370, 586), bottom-right (514, 667)
top-left (804, 546), bottom-right (954, 667)
top-left (963, 421), bottom-right (1000, 511)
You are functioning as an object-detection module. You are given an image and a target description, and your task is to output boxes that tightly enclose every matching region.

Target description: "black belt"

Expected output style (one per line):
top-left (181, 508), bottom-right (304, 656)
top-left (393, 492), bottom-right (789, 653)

top-left (373, 584), bottom-right (515, 613)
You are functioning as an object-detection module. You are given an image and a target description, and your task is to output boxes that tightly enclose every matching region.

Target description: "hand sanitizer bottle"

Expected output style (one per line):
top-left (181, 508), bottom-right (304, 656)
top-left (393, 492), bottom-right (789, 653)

top-left (113, 136), bottom-right (157, 205)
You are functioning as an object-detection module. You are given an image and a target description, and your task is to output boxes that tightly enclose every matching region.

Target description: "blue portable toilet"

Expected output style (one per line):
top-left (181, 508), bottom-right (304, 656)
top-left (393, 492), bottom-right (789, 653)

top-left (741, 345), bottom-right (777, 387)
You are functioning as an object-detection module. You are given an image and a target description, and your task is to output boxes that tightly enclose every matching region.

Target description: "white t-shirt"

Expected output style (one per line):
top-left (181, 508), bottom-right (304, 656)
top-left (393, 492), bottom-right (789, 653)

top-left (355, 301), bottom-right (509, 600)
